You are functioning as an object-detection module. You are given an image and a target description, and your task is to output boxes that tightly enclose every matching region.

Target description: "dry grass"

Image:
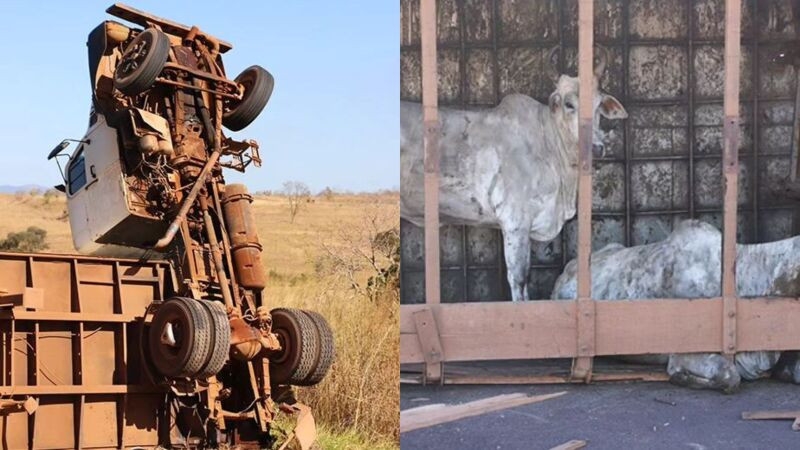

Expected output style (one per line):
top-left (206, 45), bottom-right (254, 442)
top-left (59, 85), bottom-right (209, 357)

top-left (258, 193), bottom-right (400, 446)
top-left (0, 191), bottom-right (400, 448)
top-left (0, 194), bottom-right (73, 253)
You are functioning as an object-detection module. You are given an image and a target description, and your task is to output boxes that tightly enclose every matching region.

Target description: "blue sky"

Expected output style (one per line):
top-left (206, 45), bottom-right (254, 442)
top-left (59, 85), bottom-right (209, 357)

top-left (0, 1), bottom-right (398, 193)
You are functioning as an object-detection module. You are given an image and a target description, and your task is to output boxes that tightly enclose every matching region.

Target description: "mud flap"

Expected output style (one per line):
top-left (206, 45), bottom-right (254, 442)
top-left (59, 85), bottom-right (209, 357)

top-left (277, 402), bottom-right (317, 450)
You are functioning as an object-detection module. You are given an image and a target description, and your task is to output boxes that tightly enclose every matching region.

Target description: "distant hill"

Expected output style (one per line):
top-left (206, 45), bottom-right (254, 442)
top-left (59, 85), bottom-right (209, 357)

top-left (0, 184), bottom-right (53, 194)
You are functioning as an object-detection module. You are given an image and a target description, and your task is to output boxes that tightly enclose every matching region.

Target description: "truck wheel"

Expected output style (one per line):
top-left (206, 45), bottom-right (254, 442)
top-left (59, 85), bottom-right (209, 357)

top-left (114, 28), bottom-right (170, 95)
top-left (269, 308), bottom-right (318, 385)
top-left (296, 310), bottom-right (335, 386)
top-left (148, 297), bottom-right (212, 378)
top-left (197, 300), bottom-right (231, 378)
top-left (223, 65), bottom-right (274, 131)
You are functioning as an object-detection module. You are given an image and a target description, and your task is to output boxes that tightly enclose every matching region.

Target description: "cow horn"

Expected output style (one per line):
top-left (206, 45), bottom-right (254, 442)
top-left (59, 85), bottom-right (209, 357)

top-left (546, 46), bottom-right (560, 83)
top-left (594, 46), bottom-right (609, 78)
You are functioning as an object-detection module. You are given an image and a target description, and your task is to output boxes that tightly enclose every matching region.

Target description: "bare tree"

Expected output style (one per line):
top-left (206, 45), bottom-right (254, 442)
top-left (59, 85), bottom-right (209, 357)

top-left (315, 196), bottom-right (400, 303)
top-left (282, 181), bottom-right (311, 223)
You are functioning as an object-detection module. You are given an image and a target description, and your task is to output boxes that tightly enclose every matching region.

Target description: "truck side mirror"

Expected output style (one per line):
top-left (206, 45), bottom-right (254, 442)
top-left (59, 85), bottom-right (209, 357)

top-left (48, 141), bottom-right (70, 160)
top-left (54, 184), bottom-right (66, 193)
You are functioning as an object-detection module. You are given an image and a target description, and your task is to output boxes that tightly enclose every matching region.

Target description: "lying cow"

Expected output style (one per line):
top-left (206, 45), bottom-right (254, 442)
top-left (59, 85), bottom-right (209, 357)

top-left (400, 49), bottom-right (628, 301)
top-left (552, 219), bottom-right (800, 392)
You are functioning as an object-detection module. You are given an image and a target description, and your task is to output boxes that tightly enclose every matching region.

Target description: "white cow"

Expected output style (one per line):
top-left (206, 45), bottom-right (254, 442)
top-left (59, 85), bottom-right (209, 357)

top-left (400, 49), bottom-right (628, 301)
top-left (552, 219), bottom-right (800, 392)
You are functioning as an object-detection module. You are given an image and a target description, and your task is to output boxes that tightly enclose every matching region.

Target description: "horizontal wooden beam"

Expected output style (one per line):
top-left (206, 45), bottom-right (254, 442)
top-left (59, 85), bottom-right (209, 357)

top-left (405, 371), bottom-right (669, 385)
top-left (400, 298), bottom-right (800, 364)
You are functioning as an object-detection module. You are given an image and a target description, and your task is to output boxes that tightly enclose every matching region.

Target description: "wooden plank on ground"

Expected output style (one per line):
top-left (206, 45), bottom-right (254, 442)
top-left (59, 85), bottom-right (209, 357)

top-left (400, 391), bottom-right (566, 433)
top-left (549, 440), bottom-right (587, 450)
top-left (742, 410), bottom-right (800, 420)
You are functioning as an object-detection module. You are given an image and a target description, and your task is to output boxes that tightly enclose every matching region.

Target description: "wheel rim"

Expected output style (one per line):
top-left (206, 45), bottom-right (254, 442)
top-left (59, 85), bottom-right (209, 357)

top-left (149, 302), bottom-right (195, 376)
top-left (117, 32), bottom-right (153, 81)
top-left (224, 70), bottom-right (256, 114)
top-left (273, 327), bottom-right (293, 365)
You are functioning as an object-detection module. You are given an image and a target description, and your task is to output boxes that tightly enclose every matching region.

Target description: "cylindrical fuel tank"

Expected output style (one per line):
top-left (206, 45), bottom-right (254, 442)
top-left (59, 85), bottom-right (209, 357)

top-left (221, 184), bottom-right (267, 290)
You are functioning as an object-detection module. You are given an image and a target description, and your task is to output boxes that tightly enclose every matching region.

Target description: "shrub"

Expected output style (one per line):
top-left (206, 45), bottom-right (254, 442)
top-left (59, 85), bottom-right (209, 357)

top-left (0, 226), bottom-right (48, 252)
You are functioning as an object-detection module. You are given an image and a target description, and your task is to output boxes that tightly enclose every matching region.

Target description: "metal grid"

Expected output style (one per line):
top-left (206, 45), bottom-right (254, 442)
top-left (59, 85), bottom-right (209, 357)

top-left (400, 0), bottom-right (800, 303)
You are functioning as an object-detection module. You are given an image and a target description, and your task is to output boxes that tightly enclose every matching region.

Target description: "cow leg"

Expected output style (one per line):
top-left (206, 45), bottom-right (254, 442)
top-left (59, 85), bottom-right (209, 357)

top-left (500, 226), bottom-right (531, 301)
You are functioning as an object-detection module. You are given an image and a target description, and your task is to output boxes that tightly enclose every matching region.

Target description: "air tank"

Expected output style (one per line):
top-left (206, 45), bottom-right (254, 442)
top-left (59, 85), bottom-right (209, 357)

top-left (221, 184), bottom-right (267, 290)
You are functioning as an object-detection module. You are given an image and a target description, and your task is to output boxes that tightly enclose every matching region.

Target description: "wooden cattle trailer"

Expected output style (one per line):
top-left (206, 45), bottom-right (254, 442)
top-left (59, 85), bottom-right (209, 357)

top-left (400, 0), bottom-right (800, 384)
top-left (0, 252), bottom-right (173, 448)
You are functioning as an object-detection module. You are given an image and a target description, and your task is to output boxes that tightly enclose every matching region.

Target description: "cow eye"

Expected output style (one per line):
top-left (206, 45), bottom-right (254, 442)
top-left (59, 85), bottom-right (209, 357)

top-left (565, 101), bottom-right (575, 110)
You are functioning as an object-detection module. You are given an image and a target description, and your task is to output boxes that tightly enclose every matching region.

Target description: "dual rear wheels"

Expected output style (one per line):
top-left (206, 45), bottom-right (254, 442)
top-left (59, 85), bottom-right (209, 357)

top-left (269, 308), bottom-right (336, 386)
top-left (148, 299), bottom-right (335, 387)
top-left (148, 297), bottom-right (231, 379)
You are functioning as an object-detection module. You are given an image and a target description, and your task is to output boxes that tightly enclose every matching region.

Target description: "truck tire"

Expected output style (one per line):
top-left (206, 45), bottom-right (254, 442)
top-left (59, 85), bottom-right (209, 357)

top-left (269, 308), bottom-right (318, 385)
top-left (197, 300), bottom-right (231, 378)
top-left (298, 310), bottom-right (335, 386)
top-left (223, 65), bottom-right (274, 131)
top-left (148, 297), bottom-right (212, 378)
top-left (114, 28), bottom-right (170, 95)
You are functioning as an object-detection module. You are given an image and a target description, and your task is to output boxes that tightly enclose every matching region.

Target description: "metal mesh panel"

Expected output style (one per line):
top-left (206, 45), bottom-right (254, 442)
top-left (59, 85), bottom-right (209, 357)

top-left (400, 0), bottom-right (799, 303)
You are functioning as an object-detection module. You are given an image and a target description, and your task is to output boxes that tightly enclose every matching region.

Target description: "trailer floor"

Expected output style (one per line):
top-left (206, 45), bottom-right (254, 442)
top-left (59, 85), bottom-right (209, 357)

top-left (401, 379), bottom-right (800, 449)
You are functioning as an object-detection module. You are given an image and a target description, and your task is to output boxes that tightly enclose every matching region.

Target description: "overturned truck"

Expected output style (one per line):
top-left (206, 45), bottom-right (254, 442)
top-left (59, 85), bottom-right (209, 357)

top-left (2, 4), bottom-right (333, 449)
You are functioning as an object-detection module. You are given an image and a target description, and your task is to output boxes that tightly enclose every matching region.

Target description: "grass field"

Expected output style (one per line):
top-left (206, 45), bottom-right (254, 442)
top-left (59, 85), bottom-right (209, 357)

top-left (0, 191), bottom-right (400, 449)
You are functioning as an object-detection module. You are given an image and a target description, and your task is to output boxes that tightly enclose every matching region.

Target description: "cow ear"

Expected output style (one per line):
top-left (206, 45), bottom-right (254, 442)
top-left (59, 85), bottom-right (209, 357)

top-left (549, 93), bottom-right (561, 113)
top-left (599, 94), bottom-right (627, 119)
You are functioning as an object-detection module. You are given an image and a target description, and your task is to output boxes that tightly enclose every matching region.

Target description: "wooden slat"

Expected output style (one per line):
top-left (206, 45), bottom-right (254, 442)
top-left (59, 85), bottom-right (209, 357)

top-left (420, 0), bottom-right (440, 307)
top-left (573, 0), bottom-right (595, 382)
top-left (721, 0), bottom-right (741, 357)
top-left (742, 410), bottom-right (800, 420)
top-left (400, 392), bottom-right (566, 433)
top-left (401, 301), bottom-right (577, 363)
top-left (413, 309), bottom-right (443, 382)
top-left (550, 440), bottom-right (587, 450)
top-left (790, 75), bottom-right (800, 181)
top-left (594, 299), bottom-right (722, 355)
top-left (400, 298), bottom-right (800, 364)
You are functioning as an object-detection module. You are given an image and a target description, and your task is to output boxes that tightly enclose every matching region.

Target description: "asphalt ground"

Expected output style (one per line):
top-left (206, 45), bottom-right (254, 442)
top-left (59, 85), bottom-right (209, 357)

top-left (401, 380), bottom-right (800, 449)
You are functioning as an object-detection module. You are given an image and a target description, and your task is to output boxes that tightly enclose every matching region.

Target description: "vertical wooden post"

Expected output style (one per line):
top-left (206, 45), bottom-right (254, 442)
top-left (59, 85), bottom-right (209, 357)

top-left (420, 0), bottom-right (443, 382)
top-left (721, 0), bottom-right (741, 357)
top-left (572, 0), bottom-right (596, 382)
top-left (421, 0), bottom-right (440, 306)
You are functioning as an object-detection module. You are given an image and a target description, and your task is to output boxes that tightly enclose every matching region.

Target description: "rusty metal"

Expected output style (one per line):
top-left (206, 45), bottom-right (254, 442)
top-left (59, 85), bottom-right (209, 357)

top-left (222, 184), bottom-right (267, 290)
top-left (0, 252), bottom-right (169, 448)
top-left (106, 3), bottom-right (233, 52)
top-left (32, 4), bottom-right (332, 447)
top-left (152, 146), bottom-right (221, 250)
top-left (154, 76), bottom-right (243, 100)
